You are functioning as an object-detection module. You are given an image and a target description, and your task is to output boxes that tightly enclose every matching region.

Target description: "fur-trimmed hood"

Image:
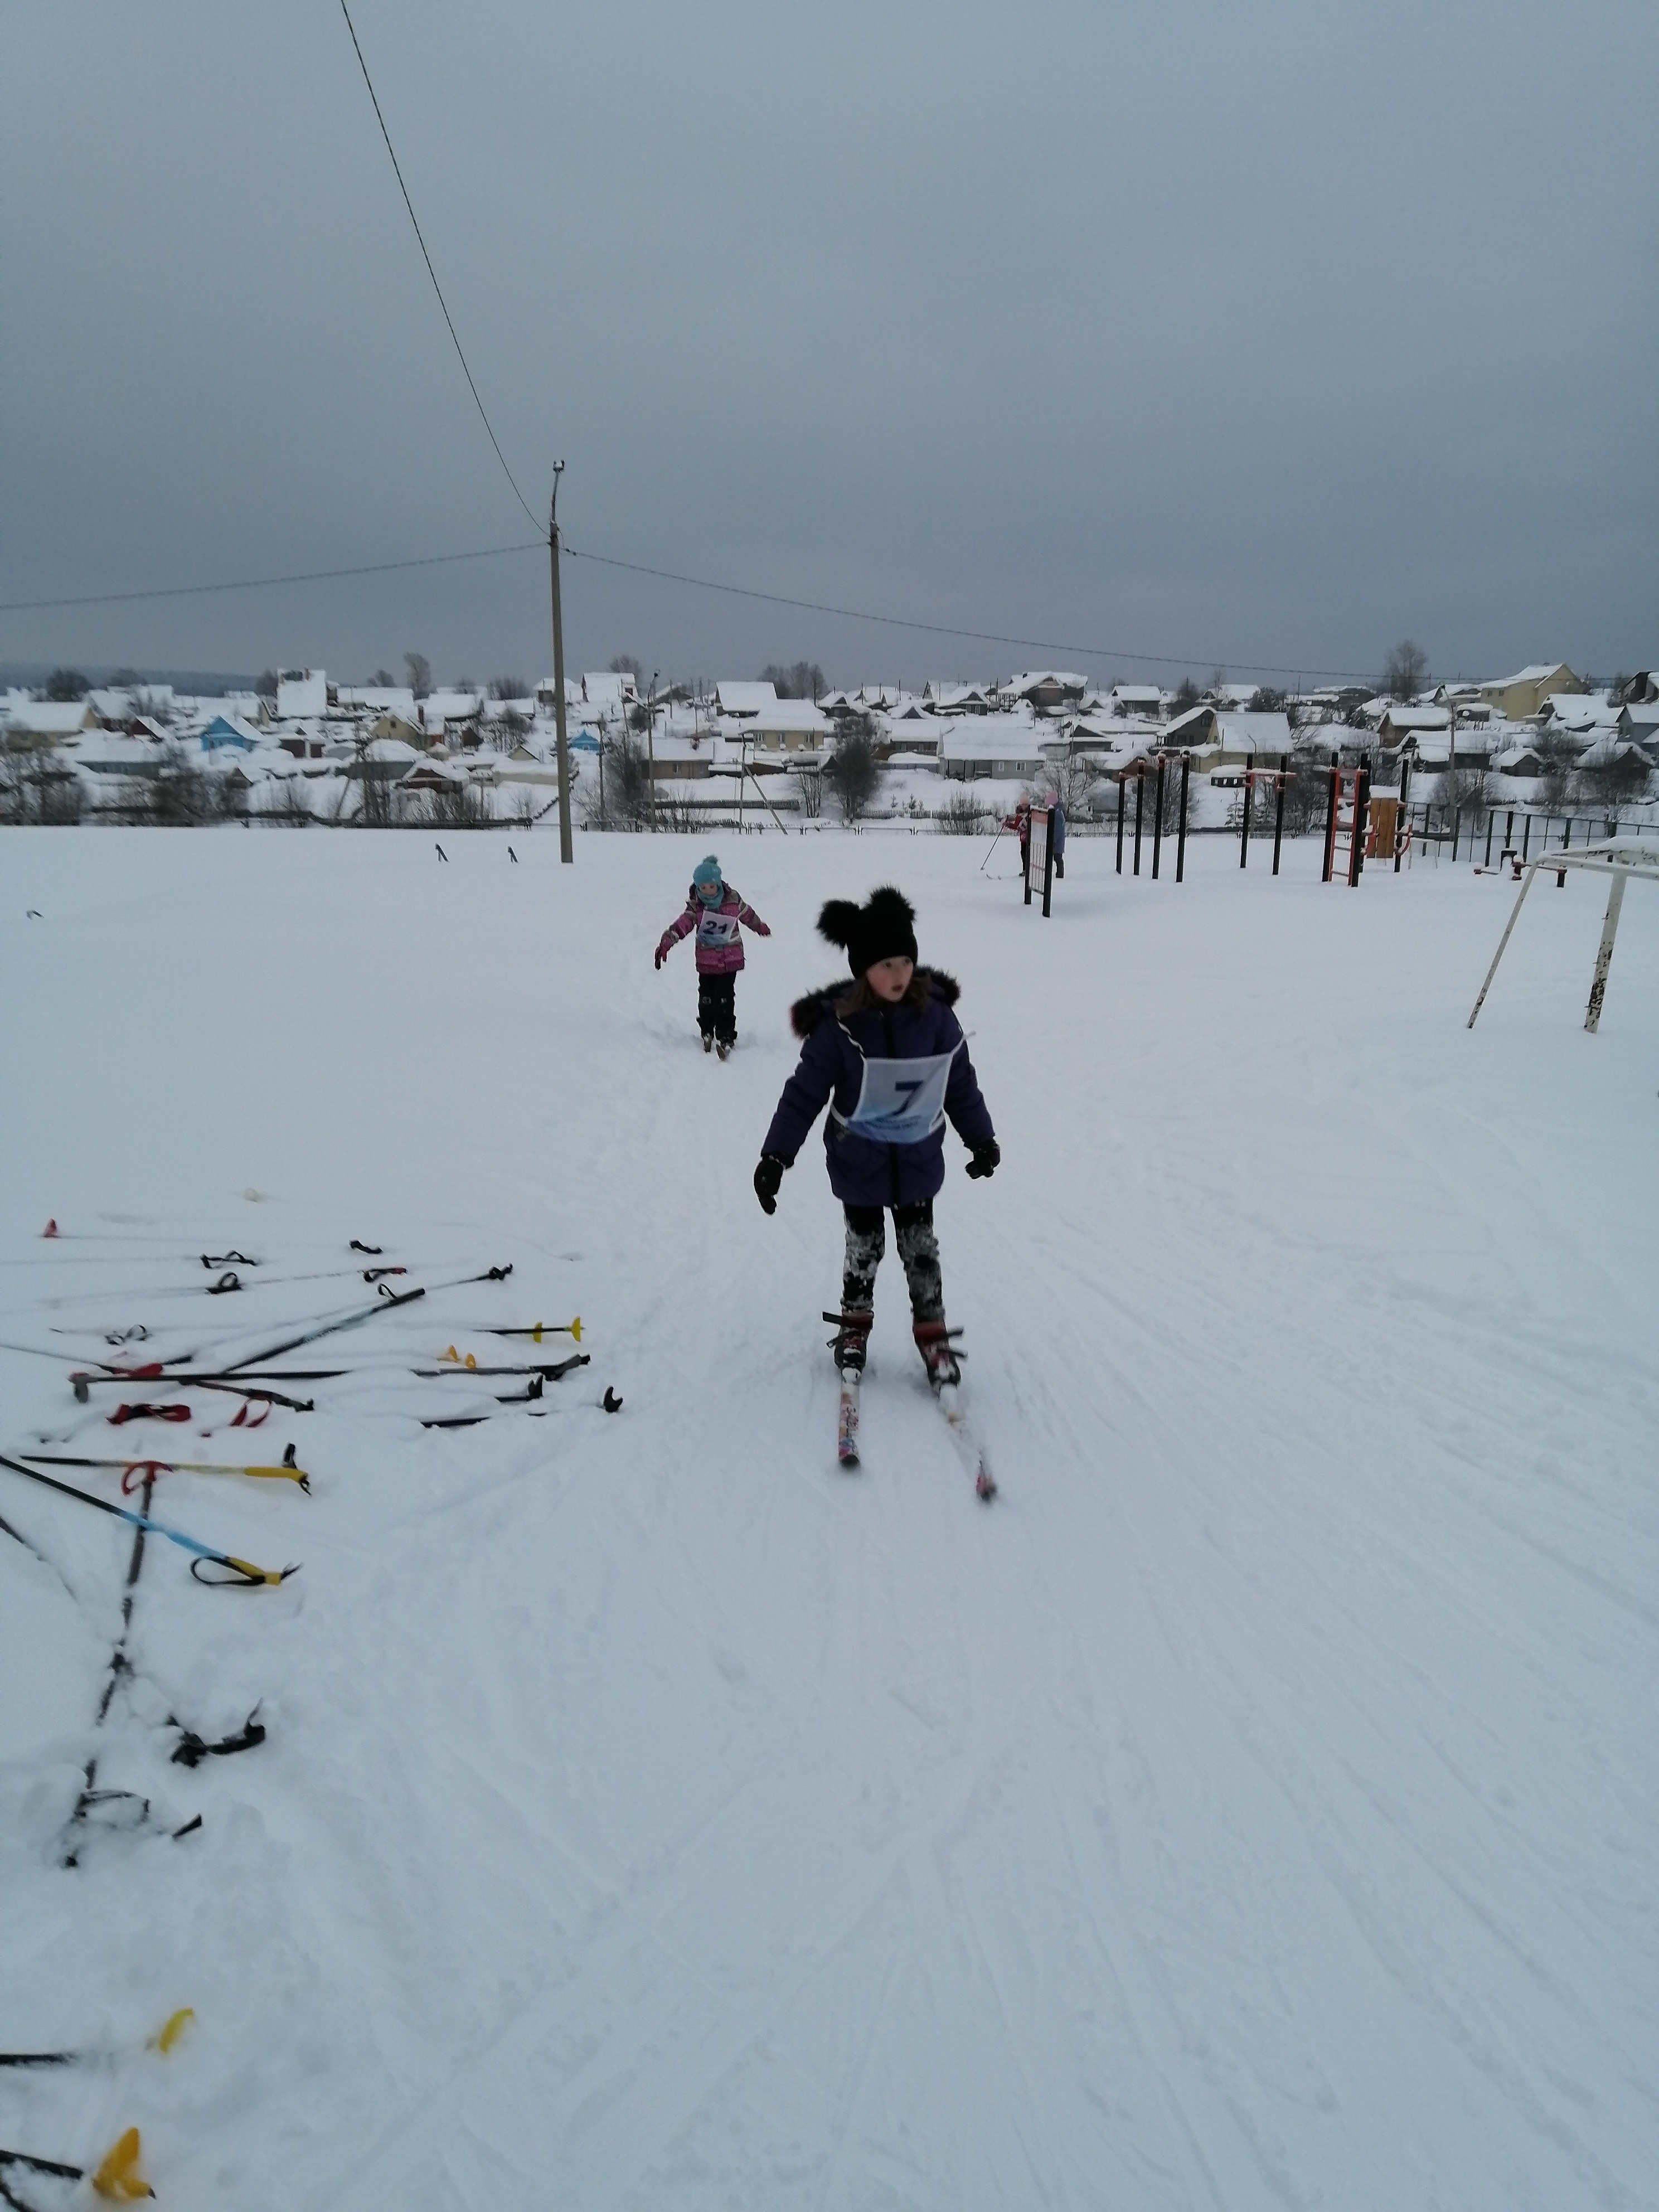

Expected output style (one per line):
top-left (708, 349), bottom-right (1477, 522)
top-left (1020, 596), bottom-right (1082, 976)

top-left (790, 967), bottom-right (960, 1039)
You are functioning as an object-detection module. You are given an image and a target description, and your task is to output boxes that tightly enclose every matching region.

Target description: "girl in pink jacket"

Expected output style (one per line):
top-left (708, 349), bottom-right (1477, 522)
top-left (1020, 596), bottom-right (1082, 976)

top-left (655, 853), bottom-right (771, 1057)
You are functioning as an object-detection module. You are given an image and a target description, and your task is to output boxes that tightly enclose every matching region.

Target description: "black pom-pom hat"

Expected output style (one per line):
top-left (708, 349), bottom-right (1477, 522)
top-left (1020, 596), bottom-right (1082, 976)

top-left (817, 886), bottom-right (920, 976)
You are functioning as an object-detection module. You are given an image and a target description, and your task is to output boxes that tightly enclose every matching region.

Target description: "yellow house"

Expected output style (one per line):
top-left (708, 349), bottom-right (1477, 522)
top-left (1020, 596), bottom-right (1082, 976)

top-left (1477, 663), bottom-right (1585, 721)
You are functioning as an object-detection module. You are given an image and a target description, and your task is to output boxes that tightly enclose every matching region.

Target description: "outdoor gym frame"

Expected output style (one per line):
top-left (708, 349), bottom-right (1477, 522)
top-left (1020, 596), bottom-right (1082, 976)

top-left (1468, 839), bottom-right (1659, 1034)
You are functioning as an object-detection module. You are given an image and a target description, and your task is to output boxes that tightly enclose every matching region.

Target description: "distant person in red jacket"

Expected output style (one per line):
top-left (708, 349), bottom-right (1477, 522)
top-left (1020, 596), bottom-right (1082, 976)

top-left (655, 853), bottom-right (770, 1058)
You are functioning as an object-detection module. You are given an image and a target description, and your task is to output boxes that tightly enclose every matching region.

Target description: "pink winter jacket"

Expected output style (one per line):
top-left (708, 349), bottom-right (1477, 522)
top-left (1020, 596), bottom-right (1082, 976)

top-left (657, 885), bottom-right (771, 974)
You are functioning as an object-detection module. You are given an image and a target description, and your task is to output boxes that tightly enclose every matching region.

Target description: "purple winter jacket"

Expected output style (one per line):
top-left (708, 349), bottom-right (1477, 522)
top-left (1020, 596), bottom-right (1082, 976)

top-left (657, 884), bottom-right (770, 974)
top-left (760, 969), bottom-right (996, 1208)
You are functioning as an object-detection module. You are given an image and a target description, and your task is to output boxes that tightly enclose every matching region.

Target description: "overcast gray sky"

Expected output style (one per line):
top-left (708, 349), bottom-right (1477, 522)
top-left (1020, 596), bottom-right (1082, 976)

top-left (3, 0), bottom-right (1655, 691)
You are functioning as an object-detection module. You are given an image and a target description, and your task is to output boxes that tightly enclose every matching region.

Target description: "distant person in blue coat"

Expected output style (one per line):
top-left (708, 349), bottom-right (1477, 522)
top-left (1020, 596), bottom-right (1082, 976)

top-left (753, 886), bottom-right (1000, 1385)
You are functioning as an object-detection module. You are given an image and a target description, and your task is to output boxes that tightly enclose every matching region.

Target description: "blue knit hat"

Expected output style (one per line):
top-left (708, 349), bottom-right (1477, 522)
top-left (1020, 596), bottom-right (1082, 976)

top-left (692, 853), bottom-right (722, 894)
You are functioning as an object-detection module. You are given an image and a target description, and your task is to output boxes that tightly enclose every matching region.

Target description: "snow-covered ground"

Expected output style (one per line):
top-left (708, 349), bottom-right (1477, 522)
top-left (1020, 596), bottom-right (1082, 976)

top-left (1, 823), bottom-right (1655, 2211)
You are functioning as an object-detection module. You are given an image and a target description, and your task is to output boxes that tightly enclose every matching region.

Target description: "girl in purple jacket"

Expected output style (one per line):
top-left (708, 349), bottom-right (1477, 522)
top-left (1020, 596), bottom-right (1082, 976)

top-left (656, 853), bottom-right (771, 1058)
top-left (753, 886), bottom-right (1000, 1386)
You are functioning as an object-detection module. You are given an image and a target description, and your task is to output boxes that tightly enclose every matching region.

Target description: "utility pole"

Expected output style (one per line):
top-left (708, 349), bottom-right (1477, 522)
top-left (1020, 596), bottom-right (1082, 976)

top-left (547, 462), bottom-right (573, 862)
top-left (647, 670), bottom-right (659, 830)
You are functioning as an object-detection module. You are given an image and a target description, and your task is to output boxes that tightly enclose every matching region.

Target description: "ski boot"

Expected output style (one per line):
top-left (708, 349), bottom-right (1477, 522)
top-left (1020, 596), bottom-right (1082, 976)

top-left (823, 1308), bottom-right (873, 1374)
top-left (716, 1037), bottom-right (733, 1060)
top-left (701, 1031), bottom-right (714, 1054)
top-left (913, 1320), bottom-right (963, 1393)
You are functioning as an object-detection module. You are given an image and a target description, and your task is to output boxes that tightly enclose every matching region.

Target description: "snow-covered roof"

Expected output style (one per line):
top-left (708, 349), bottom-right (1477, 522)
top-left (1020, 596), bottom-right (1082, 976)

top-left (423, 691), bottom-right (482, 721)
top-left (1377, 706), bottom-right (1451, 732)
top-left (276, 670), bottom-right (327, 718)
top-left (1217, 711), bottom-right (1294, 750)
top-left (1574, 735), bottom-right (1652, 770)
top-left (746, 700), bottom-right (832, 735)
top-left (716, 681), bottom-right (779, 717)
top-left (1495, 663), bottom-right (1574, 687)
top-left (1005, 671), bottom-right (1086, 697)
top-left (580, 672), bottom-right (638, 707)
top-left (335, 687), bottom-right (416, 717)
top-left (935, 725), bottom-right (1045, 763)
top-left (3, 700), bottom-right (96, 735)
top-left (1539, 694), bottom-right (1617, 731)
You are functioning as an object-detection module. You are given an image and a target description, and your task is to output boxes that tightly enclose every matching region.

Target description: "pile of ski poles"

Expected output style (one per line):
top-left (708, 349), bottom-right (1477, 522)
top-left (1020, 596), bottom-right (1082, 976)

top-left (1, 1222), bottom-right (624, 2201)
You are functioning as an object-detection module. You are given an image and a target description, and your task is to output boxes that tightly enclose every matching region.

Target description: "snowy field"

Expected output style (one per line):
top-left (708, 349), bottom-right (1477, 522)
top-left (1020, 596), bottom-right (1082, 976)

top-left (1, 823), bottom-right (1655, 2212)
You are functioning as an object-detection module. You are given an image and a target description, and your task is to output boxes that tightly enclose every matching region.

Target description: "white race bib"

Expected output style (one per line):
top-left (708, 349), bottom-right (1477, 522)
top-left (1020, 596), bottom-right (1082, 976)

top-left (844, 1049), bottom-right (958, 1144)
top-left (696, 910), bottom-right (740, 949)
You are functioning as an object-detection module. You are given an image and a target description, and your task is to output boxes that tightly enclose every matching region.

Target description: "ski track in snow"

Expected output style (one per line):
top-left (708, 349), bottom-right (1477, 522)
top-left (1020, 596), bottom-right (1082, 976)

top-left (1, 824), bottom-right (1656, 2211)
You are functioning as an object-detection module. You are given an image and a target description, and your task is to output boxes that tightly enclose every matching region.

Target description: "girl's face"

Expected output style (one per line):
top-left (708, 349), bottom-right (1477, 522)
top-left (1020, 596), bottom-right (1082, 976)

top-left (697, 880), bottom-right (722, 904)
top-left (866, 955), bottom-right (914, 1003)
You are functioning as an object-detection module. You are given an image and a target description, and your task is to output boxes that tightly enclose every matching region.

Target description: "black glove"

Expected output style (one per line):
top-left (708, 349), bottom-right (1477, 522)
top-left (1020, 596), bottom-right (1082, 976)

top-left (964, 1139), bottom-right (1001, 1181)
top-left (753, 1155), bottom-right (786, 1214)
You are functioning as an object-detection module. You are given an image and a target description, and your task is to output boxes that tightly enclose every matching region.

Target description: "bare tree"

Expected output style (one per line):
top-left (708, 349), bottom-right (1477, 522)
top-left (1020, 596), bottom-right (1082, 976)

top-left (609, 653), bottom-right (646, 683)
top-left (404, 652), bottom-right (433, 699)
top-left (793, 764), bottom-right (824, 818)
top-left (489, 676), bottom-right (529, 700)
top-left (936, 787), bottom-right (991, 835)
top-left (761, 660), bottom-right (827, 701)
top-left (1384, 640), bottom-right (1428, 701)
top-left (45, 668), bottom-right (89, 701)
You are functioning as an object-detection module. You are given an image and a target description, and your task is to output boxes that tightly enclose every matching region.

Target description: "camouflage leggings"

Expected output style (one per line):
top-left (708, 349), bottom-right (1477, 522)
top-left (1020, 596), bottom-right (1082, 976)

top-left (842, 1201), bottom-right (944, 1325)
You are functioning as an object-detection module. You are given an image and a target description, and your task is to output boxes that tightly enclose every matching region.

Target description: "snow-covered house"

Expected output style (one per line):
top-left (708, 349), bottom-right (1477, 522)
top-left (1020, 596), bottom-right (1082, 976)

top-left (1491, 743), bottom-right (1550, 779)
top-left (533, 675), bottom-right (583, 717)
top-left (1214, 711), bottom-right (1294, 765)
top-left (923, 682), bottom-right (992, 716)
top-left (3, 698), bottom-right (99, 743)
top-left (1376, 705), bottom-right (1451, 751)
top-left (714, 681), bottom-right (778, 720)
top-left (1574, 734), bottom-right (1652, 776)
top-left (198, 714), bottom-right (261, 753)
top-left (1477, 663), bottom-right (1584, 721)
top-left (333, 686), bottom-right (417, 720)
top-left (1162, 704), bottom-right (1219, 751)
top-left (727, 698), bottom-right (832, 756)
top-left (1107, 684), bottom-right (1166, 721)
top-left (420, 692), bottom-right (482, 743)
top-left (276, 668), bottom-right (328, 719)
top-left (581, 671), bottom-right (638, 710)
top-left (1003, 671), bottom-right (1087, 715)
top-left (937, 722), bottom-right (1047, 782)
top-left (1537, 693), bottom-right (1618, 736)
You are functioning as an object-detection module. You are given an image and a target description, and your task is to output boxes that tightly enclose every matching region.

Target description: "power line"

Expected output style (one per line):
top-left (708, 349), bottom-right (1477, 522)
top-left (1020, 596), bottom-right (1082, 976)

top-left (0, 542), bottom-right (543, 616)
top-left (1, 531), bottom-right (1382, 683)
top-left (337, 0), bottom-right (542, 536)
top-left (561, 543), bottom-right (1378, 683)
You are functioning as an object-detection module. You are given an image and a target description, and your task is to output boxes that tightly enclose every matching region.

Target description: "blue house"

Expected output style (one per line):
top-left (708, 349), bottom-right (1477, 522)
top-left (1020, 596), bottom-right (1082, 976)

top-left (200, 715), bottom-right (258, 753)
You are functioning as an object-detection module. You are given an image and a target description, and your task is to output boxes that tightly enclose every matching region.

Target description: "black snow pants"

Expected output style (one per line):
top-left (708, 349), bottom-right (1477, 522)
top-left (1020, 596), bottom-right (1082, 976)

top-left (842, 1200), bottom-right (944, 1325)
top-left (697, 972), bottom-right (737, 1045)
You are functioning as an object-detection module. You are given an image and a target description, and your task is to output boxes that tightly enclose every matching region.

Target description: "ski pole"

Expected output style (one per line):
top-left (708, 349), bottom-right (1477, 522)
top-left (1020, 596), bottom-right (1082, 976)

top-left (471, 1317), bottom-right (581, 1343)
top-left (17, 1447), bottom-right (310, 1493)
top-left (1, 2127), bottom-right (152, 2200)
top-left (420, 1352), bottom-right (589, 1380)
top-left (208, 1267), bottom-right (506, 1374)
top-left (0, 1454), bottom-right (299, 1588)
top-left (1, 2010), bottom-right (193, 2070)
